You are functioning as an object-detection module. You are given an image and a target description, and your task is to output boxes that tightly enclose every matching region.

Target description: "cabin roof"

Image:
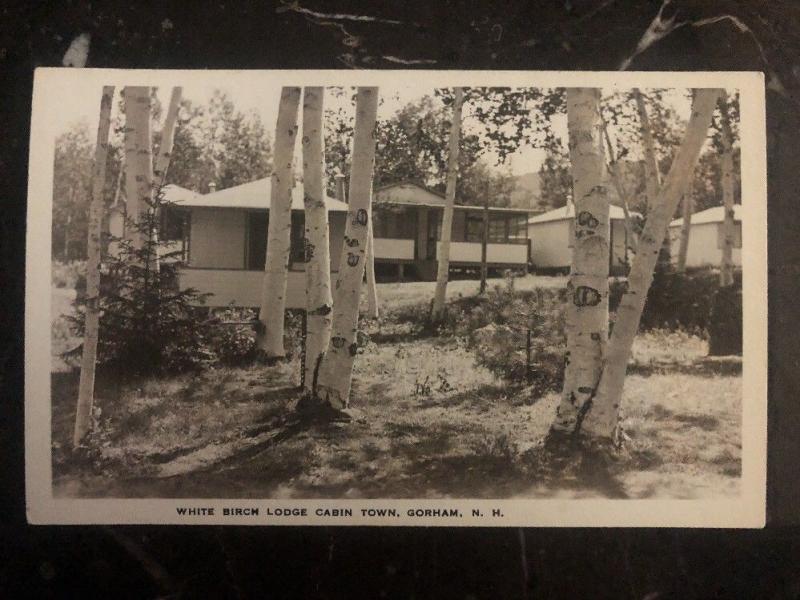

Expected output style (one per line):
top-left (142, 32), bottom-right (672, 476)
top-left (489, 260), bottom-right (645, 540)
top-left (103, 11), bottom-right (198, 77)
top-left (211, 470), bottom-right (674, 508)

top-left (527, 204), bottom-right (634, 224)
top-left (375, 181), bottom-right (537, 214)
top-left (669, 204), bottom-right (742, 227)
top-left (110, 183), bottom-right (199, 211)
top-left (175, 177), bottom-right (349, 212)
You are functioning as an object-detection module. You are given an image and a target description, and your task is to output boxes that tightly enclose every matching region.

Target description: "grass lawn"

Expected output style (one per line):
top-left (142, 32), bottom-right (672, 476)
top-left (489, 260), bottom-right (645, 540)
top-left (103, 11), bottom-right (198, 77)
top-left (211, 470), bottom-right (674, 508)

top-left (51, 276), bottom-right (741, 500)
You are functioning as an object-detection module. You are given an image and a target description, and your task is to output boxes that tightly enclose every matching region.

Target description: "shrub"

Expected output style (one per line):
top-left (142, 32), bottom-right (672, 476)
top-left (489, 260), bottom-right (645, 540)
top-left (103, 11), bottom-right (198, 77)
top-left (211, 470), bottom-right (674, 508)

top-left (466, 281), bottom-right (566, 395)
top-left (52, 260), bottom-right (86, 289)
top-left (609, 267), bottom-right (741, 334)
top-left (205, 306), bottom-right (258, 366)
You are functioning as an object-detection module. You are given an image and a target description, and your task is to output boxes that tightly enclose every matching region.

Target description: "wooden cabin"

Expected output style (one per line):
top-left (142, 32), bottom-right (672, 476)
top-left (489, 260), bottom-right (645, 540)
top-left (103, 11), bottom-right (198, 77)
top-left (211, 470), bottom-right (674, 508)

top-left (372, 182), bottom-right (534, 280)
top-left (527, 204), bottom-right (635, 276)
top-left (668, 204), bottom-right (742, 268)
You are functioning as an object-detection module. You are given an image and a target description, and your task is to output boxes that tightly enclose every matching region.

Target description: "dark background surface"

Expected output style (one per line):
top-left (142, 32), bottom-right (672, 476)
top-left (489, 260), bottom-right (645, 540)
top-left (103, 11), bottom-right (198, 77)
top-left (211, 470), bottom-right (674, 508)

top-left (2, 1), bottom-right (799, 597)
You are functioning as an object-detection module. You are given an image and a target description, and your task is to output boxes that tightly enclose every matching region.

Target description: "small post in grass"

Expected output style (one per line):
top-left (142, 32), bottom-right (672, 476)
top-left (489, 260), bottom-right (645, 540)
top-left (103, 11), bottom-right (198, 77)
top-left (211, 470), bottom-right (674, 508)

top-left (480, 179), bottom-right (490, 295)
top-left (525, 328), bottom-right (532, 384)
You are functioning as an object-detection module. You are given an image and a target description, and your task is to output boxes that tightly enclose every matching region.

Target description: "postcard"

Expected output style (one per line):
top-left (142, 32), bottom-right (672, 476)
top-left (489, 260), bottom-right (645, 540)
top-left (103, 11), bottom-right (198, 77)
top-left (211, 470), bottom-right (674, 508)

top-left (26, 68), bottom-right (766, 526)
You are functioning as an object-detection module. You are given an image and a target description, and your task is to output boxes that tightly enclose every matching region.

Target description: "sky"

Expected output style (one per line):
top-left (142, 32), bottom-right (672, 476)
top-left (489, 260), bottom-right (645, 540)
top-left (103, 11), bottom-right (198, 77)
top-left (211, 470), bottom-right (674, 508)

top-left (54, 79), bottom-right (695, 178)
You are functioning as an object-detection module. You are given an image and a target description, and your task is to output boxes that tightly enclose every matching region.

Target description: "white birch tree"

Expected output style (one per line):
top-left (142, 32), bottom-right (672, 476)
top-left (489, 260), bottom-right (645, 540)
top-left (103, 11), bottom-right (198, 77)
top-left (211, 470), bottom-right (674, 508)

top-left (315, 87), bottom-right (380, 410)
top-left (551, 88), bottom-right (610, 434)
top-left (122, 86), bottom-right (154, 251)
top-left (73, 86), bottom-right (115, 447)
top-left (153, 87), bottom-right (183, 186)
top-left (581, 89), bottom-right (722, 440)
top-left (301, 86), bottom-right (333, 391)
top-left (257, 87), bottom-right (301, 358)
top-left (676, 190), bottom-right (694, 272)
top-left (365, 211), bottom-right (379, 319)
top-left (634, 89), bottom-right (672, 271)
top-left (718, 92), bottom-right (736, 287)
top-left (431, 87), bottom-right (464, 322)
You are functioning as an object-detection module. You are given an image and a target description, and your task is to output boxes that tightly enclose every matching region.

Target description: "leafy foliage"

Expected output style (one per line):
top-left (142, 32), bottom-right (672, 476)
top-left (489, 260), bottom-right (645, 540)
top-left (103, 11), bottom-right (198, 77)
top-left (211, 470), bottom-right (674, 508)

top-left (324, 88), bottom-right (555, 207)
top-left (537, 150), bottom-right (572, 210)
top-left (609, 267), bottom-right (742, 334)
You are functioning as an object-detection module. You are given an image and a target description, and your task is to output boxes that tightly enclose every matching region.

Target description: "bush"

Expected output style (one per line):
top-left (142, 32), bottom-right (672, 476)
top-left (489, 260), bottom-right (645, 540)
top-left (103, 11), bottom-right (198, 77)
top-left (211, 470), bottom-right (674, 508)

top-left (52, 260), bottom-right (86, 289)
top-left (609, 267), bottom-right (741, 334)
top-left (206, 306), bottom-right (259, 366)
top-left (708, 285), bottom-right (743, 356)
top-left (466, 281), bottom-right (566, 395)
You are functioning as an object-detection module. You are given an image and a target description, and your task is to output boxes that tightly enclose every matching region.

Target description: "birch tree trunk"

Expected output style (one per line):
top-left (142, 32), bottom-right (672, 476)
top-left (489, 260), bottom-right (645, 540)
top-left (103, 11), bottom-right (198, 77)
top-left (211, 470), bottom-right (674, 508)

top-left (74, 86), bottom-right (115, 447)
top-left (315, 87), bottom-right (379, 410)
top-left (257, 87), bottom-right (301, 358)
top-left (676, 191), bottom-right (694, 272)
top-left (601, 116), bottom-right (636, 253)
top-left (301, 86), bottom-right (333, 392)
top-left (551, 88), bottom-right (610, 434)
top-left (122, 86), bottom-right (154, 252)
top-left (718, 92), bottom-right (736, 287)
top-left (153, 87), bottom-right (183, 187)
top-left (634, 89), bottom-right (671, 269)
top-left (335, 172), bottom-right (347, 203)
top-left (365, 211), bottom-right (379, 319)
top-left (431, 87), bottom-right (464, 321)
top-left (581, 89), bottom-right (722, 440)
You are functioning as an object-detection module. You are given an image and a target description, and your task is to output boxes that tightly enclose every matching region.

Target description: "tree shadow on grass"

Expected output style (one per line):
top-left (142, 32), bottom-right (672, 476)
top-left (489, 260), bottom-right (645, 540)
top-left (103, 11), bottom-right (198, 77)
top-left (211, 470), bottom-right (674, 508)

top-left (628, 356), bottom-right (742, 378)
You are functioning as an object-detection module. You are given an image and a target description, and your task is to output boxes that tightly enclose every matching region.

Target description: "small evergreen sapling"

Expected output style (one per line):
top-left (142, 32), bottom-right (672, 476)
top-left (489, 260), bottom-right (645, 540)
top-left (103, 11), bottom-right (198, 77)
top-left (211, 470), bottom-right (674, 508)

top-left (67, 185), bottom-right (213, 377)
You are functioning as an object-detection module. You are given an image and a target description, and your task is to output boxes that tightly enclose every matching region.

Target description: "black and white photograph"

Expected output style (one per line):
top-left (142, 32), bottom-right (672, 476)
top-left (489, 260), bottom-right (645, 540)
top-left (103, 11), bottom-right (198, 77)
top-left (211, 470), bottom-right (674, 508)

top-left (25, 69), bottom-right (766, 526)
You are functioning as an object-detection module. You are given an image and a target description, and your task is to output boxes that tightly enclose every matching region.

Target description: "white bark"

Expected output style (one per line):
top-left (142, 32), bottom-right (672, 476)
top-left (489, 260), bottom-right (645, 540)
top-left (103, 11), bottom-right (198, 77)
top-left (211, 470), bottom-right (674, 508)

top-left (257, 87), bottom-right (301, 357)
top-left (551, 88), bottom-right (610, 434)
top-left (431, 87), bottom-right (465, 321)
top-left (153, 87), bottom-right (183, 187)
top-left (301, 87), bottom-right (333, 392)
top-left (316, 87), bottom-right (379, 409)
top-left (335, 172), bottom-right (347, 203)
top-left (718, 92), bottom-right (736, 287)
top-left (365, 210), bottom-right (379, 319)
top-left (74, 86), bottom-right (115, 447)
top-left (122, 86), bottom-right (154, 251)
top-left (601, 115), bottom-right (636, 253)
top-left (582, 89), bottom-right (722, 439)
top-left (676, 191), bottom-right (694, 272)
top-left (634, 89), bottom-right (670, 269)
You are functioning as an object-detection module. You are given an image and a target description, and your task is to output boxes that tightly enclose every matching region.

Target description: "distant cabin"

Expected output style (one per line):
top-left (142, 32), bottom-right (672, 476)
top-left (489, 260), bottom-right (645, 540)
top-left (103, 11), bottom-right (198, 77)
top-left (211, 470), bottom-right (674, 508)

top-left (372, 182), bottom-right (535, 281)
top-left (527, 204), bottom-right (635, 275)
top-left (668, 204), bottom-right (742, 268)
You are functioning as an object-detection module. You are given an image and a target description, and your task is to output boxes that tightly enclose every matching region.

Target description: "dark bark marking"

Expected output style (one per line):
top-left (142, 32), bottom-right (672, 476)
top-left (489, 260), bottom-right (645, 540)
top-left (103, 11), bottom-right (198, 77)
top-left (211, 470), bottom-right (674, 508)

top-left (573, 285), bottom-right (601, 307)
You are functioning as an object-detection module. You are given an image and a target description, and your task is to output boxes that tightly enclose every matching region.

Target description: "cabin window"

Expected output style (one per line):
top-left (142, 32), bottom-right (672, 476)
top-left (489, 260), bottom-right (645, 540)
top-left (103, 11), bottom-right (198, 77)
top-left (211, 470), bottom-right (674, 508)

top-left (507, 215), bottom-right (528, 243)
top-left (246, 211), bottom-right (307, 271)
top-left (246, 211), bottom-right (268, 270)
top-left (464, 213), bottom-right (484, 243)
top-left (290, 212), bottom-right (306, 268)
top-left (373, 206), bottom-right (415, 239)
top-left (488, 217), bottom-right (507, 243)
top-left (159, 207), bottom-right (187, 242)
